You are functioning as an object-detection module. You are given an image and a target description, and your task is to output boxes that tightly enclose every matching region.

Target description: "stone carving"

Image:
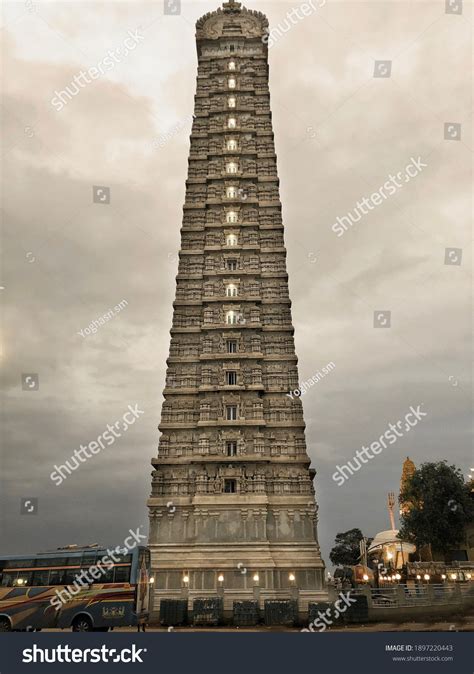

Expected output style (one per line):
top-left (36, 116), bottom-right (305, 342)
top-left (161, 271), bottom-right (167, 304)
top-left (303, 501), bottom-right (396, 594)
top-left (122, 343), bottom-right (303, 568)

top-left (196, 4), bottom-right (268, 41)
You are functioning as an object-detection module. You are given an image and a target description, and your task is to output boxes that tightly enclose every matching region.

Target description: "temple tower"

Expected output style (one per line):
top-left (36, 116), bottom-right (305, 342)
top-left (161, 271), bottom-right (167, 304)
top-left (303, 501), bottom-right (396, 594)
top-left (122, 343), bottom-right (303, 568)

top-left (147, 0), bottom-right (326, 617)
top-left (399, 456), bottom-right (416, 516)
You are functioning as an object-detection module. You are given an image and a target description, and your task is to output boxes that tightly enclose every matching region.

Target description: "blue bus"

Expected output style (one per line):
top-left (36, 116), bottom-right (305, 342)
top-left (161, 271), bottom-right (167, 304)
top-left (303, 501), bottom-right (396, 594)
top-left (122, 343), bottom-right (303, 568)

top-left (0, 544), bottom-right (151, 631)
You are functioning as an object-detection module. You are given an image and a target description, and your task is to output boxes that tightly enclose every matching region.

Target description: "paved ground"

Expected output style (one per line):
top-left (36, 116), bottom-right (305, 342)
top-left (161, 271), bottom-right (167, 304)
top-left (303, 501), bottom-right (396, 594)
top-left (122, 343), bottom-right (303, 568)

top-left (40, 612), bottom-right (474, 633)
top-left (126, 619), bottom-right (474, 632)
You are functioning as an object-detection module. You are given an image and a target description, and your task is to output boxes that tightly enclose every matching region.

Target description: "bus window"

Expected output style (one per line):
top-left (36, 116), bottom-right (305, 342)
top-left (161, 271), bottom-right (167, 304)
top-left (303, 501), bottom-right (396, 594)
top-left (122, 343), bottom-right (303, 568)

top-left (113, 553), bottom-right (132, 582)
top-left (62, 569), bottom-right (78, 585)
top-left (31, 570), bottom-right (50, 586)
top-left (3, 559), bottom-right (35, 569)
top-left (1, 572), bottom-right (15, 587)
top-left (100, 566), bottom-right (114, 583)
top-left (35, 557), bottom-right (66, 567)
top-left (15, 571), bottom-right (32, 586)
top-left (113, 565), bottom-right (131, 583)
top-left (48, 568), bottom-right (78, 585)
top-left (63, 557), bottom-right (81, 566)
top-left (48, 569), bottom-right (65, 585)
top-left (0, 570), bottom-right (32, 587)
top-left (81, 553), bottom-right (97, 567)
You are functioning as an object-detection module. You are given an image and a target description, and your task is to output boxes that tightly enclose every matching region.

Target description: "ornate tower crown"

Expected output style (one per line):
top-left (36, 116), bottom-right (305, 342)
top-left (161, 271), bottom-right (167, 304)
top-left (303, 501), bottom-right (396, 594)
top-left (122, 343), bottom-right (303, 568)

top-left (196, 0), bottom-right (269, 43)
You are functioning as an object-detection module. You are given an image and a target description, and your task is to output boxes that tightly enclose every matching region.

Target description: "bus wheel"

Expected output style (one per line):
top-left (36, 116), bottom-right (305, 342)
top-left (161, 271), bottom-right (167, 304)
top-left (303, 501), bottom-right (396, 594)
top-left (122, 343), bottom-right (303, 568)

top-left (72, 616), bottom-right (93, 632)
top-left (0, 618), bottom-right (12, 632)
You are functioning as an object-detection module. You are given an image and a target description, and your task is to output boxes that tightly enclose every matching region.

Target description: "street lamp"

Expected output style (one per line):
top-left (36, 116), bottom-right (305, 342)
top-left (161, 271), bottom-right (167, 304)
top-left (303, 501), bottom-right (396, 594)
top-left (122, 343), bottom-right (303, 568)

top-left (218, 574), bottom-right (224, 583)
top-left (423, 574), bottom-right (430, 582)
top-left (253, 573), bottom-right (259, 582)
top-left (450, 573), bottom-right (457, 581)
top-left (289, 573), bottom-right (295, 582)
top-left (183, 574), bottom-right (189, 584)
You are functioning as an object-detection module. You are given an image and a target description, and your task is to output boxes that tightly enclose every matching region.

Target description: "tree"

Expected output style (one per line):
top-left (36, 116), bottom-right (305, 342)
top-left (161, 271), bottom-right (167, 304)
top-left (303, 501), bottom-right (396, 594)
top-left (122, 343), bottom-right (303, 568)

top-left (329, 528), bottom-right (364, 567)
top-left (399, 461), bottom-right (474, 557)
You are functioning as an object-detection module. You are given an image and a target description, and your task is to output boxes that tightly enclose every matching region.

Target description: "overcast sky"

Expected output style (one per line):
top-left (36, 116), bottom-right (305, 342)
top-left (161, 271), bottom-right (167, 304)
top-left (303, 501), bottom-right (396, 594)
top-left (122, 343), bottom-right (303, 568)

top-left (1, 0), bottom-right (472, 566)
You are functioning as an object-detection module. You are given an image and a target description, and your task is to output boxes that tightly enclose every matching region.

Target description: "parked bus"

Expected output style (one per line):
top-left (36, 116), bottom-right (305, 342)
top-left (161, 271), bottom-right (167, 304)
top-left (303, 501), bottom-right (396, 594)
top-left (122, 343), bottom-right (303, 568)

top-left (0, 544), bottom-right (151, 631)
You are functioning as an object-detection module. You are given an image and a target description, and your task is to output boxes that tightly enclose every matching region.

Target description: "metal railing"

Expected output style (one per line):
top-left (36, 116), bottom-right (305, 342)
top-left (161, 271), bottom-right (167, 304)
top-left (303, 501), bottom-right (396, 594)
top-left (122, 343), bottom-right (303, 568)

top-left (351, 583), bottom-right (468, 609)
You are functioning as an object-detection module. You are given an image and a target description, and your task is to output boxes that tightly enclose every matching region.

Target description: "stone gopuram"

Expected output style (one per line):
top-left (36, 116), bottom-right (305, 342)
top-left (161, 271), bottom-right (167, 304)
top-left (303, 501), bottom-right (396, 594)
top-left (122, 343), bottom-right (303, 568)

top-left (147, 0), bottom-right (326, 619)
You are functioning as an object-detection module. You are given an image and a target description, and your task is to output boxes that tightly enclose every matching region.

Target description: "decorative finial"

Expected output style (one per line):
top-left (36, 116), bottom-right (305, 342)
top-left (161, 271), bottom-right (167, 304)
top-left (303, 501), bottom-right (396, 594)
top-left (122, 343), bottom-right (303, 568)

top-left (223, 0), bottom-right (242, 11)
